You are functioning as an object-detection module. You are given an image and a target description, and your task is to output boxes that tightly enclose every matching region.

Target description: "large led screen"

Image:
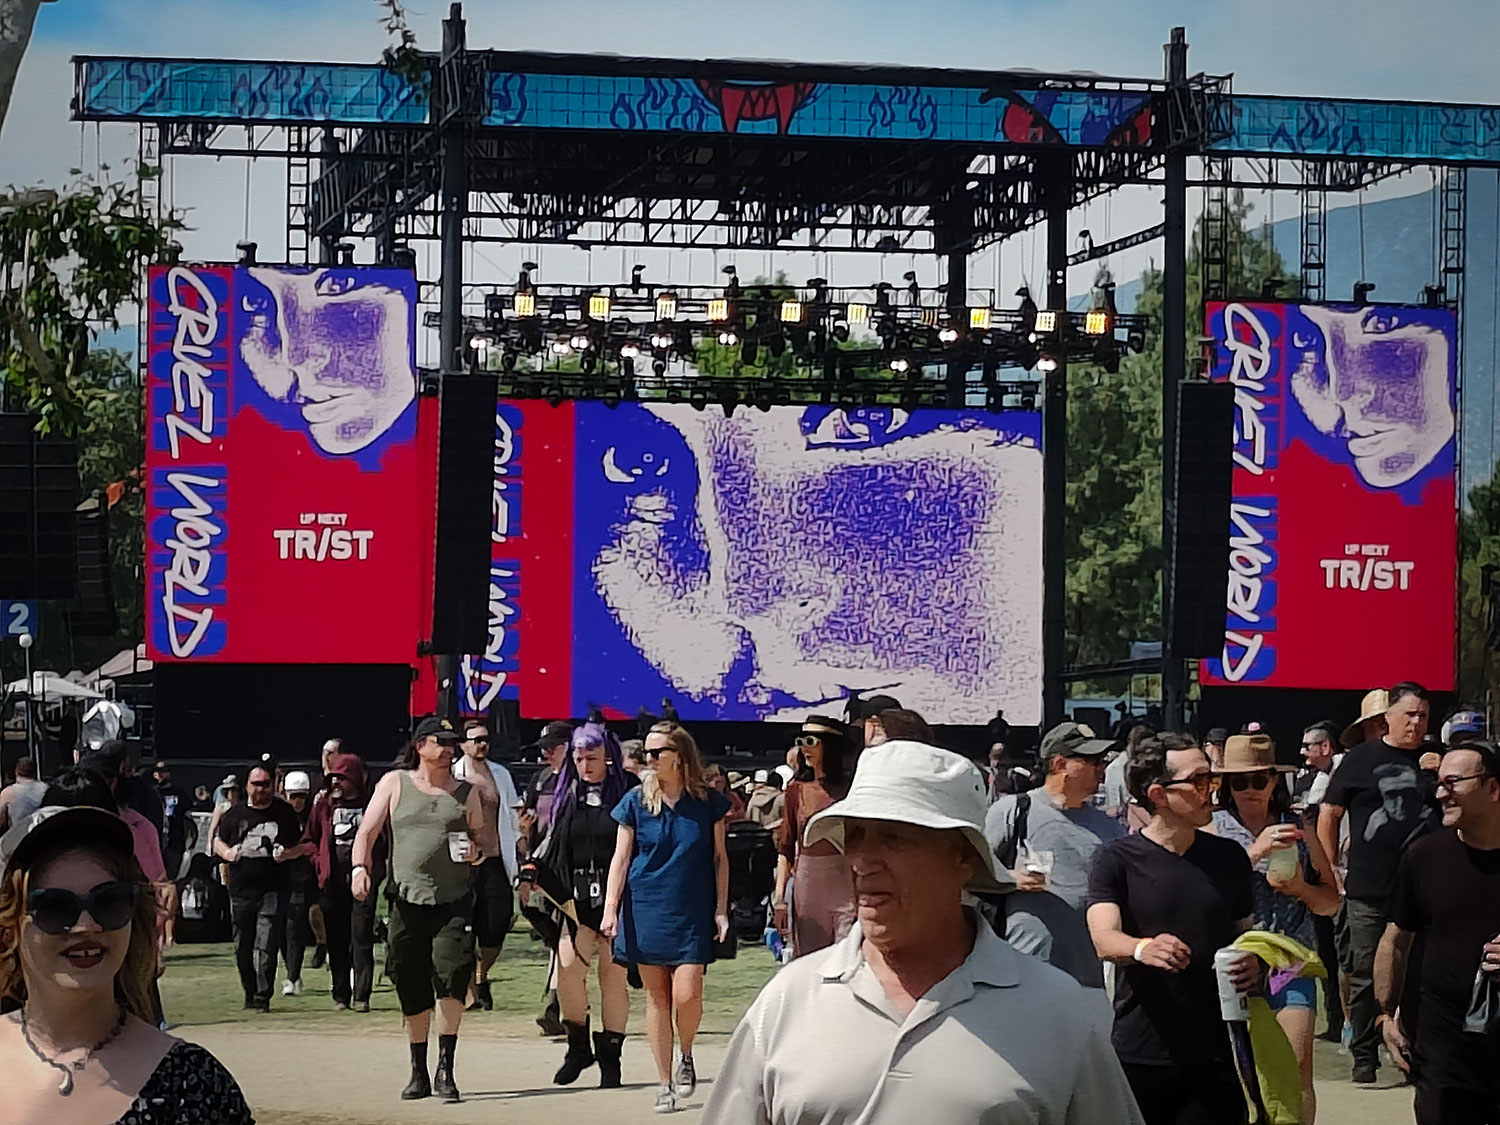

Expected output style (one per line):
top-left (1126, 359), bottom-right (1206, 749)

top-left (145, 264), bottom-right (431, 663)
top-left (1201, 301), bottom-right (1457, 690)
top-left (461, 402), bottom-right (1043, 724)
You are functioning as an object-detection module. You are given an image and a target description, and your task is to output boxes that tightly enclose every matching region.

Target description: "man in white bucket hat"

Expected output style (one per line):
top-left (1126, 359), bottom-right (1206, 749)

top-left (704, 740), bottom-right (1143, 1124)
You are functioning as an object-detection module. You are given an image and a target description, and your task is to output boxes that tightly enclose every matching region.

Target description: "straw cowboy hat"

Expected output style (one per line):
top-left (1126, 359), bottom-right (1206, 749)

top-left (1341, 689), bottom-right (1390, 748)
top-left (802, 740), bottom-right (1014, 892)
top-left (1213, 733), bottom-right (1294, 774)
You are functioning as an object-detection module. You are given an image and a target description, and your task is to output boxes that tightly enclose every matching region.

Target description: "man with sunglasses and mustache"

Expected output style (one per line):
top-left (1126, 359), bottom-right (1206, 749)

top-left (1087, 733), bottom-right (1258, 1125)
top-left (212, 764), bottom-right (308, 1013)
top-left (1375, 740), bottom-right (1500, 1125)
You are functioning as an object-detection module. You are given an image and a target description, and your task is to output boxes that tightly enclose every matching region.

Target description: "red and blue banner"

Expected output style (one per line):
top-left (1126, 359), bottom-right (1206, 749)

top-left (461, 401), bottom-right (1044, 725)
top-left (145, 264), bottom-right (431, 664)
top-left (1201, 300), bottom-right (1457, 690)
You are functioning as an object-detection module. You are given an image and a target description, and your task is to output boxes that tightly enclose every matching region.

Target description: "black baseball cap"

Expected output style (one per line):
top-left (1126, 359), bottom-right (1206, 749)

top-left (1040, 721), bottom-right (1115, 762)
top-left (1, 806), bottom-right (135, 879)
top-left (537, 721), bottom-right (574, 751)
top-left (860, 694), bottom-right (902, 719)
top-left (413, 716), bottom-right (461, 743)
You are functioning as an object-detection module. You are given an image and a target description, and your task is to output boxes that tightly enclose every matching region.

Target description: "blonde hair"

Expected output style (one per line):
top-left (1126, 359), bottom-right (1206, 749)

top-left (641, 721), bottom-right (709, 815)
top-left (0, 843), bottom-right (158, 1020)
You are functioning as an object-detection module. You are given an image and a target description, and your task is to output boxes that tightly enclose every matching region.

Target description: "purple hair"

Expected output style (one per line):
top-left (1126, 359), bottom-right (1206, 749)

top-left (553, 721), bottom-right (631, 819)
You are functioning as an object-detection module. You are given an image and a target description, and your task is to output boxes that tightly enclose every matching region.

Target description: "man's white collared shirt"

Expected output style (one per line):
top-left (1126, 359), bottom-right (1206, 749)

top-left (705, 911), bottom-right (1143, 1125)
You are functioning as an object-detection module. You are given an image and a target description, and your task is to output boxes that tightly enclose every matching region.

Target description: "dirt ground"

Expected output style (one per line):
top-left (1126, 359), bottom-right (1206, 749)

top-left (186, 1023), bottom-right (1418, 1125)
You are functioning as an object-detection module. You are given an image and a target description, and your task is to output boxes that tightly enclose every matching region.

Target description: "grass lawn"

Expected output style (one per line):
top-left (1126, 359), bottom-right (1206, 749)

top-left (160, 926), bottom-right (780, 1037)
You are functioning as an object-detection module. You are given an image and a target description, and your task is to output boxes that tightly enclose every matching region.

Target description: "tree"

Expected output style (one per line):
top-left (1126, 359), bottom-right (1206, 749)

top-left (0, 0), bottom-right (52, 133)
top-left (1, 170), bottom-right (184, 433)
top-left (1458, 476), bottom-right (1500, 703)
top-left (1064, 194), bottom-right (1294, 667)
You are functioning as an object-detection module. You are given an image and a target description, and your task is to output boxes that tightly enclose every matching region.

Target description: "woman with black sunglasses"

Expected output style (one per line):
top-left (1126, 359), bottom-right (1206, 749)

top-left (1210, 733), bottom-right (1341, 1124)
top-left (0, 805), bottom-right (253, 1122)
top-left (772, 715), bottom-right (858, 957)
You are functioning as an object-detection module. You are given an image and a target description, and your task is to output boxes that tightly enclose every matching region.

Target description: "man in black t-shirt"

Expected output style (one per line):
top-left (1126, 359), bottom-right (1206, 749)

top-left (1088, 733), bottom-right (1258, 1125)
top-left (213, 765), bottom-right (310, 1011)
top-left (153, 760), bottom-right (190, 879)
top-left (1319, 682), bottom-right (1439, 1084)
top-left (1375, 742), bottom-right (1500, 1125)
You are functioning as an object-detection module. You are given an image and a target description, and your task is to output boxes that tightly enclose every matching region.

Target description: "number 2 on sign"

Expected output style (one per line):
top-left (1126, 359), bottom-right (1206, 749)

top-left (3, 601), bottom-right (37, 638)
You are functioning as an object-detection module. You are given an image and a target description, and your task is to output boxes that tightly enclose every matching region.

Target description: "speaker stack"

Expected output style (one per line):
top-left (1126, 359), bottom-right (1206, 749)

top-left (430, 374), bottom-right (499, 655)
top-left (1168, 381), bottom-right (1235, 658)
top-left (0, 414), bottom-right (78, 600)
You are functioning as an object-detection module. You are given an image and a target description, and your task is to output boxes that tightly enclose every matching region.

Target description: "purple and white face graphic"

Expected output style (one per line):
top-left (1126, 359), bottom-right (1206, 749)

top-left (1289, 305), bottom-right (1454, 489)
top-left (589, 406), bottom-right (1042, 724)
top-left (239, 268), bottom-right (416, 455)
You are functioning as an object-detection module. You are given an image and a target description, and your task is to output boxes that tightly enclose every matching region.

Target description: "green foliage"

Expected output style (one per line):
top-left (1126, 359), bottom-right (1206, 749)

top-left (0, 171), bottom-right (184, 433)
top-left (1458, 477), bottom-right (1500, 701)
top-left (1064, 194), bottom-right (1294, 665)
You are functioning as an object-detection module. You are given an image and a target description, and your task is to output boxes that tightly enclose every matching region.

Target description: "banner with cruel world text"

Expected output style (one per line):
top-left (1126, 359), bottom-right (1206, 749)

top-left (1201, 300), bottom-right (1457, 690)
top-left (145, 264), bottom-right (431, 664)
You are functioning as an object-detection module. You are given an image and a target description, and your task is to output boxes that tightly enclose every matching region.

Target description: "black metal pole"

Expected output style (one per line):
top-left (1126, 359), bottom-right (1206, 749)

top-left (1042, 153), bottom-right (1070, 728)
top-left (1161, 27), bottom-right (1189, 731)
top-left (434, 3), bottom-right (468, 723)
top-left (942, 195), bottom-right (971, 407)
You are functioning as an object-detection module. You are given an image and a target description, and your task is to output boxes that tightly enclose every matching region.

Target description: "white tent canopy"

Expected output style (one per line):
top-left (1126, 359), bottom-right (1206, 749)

top-left (5, 673), bottom-right (105, 701)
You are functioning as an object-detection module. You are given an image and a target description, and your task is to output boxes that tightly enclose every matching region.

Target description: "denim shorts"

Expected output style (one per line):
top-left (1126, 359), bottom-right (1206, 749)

top-left (1266, 974), bottom-right (1318, 1012)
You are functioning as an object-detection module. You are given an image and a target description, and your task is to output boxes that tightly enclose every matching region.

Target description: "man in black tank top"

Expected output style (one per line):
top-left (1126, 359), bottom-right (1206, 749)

top-left (352, 717), bottom-right (485, 1103)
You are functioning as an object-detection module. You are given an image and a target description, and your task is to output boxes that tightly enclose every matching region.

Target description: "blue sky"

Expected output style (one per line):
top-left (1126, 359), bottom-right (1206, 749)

top-left (5, 0), bottom-right (1500, 363)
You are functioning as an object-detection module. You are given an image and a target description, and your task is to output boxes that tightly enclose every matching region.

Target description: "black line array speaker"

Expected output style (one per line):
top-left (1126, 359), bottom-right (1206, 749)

top-left (430, 374), bottom-right (498, 654)
top-left (0, 414), bottom-right (78, 599)
top-left (1169, 381), bottom-right (1236, 658)
top-left (67, 500), bottom-right (118, 636)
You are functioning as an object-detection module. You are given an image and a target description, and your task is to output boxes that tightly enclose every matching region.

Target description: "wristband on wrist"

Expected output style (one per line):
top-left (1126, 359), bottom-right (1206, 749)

top-left (1132, 938), bottom-right (1151, 963)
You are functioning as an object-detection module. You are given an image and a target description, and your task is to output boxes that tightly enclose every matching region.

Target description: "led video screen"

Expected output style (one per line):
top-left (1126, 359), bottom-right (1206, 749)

top-left (1200, 300), bottom-right (1457, 690)
top-left (145, 264), bottom-right (431, 664)
top-left (462, 401), bottom-right (1043, 725)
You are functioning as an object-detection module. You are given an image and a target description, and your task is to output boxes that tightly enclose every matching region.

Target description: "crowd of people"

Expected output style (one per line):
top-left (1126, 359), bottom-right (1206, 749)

top-left (0, 682), bottom-right (1495, 1123)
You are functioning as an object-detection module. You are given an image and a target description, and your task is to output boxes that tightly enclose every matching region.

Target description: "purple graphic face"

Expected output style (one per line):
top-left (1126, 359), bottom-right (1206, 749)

top-left (240, 268), bottom-right (415, 455)
top-left (1290, 306), bottom-right (1454, 488)
top-left (589, 407), bottom-right (1043, 724)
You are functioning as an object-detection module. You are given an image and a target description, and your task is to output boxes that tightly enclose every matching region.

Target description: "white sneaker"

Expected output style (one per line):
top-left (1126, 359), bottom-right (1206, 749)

top-left (282, 979), bottom-right (303, 997)
top-left (654, 1084), bottom-right (677, 1114)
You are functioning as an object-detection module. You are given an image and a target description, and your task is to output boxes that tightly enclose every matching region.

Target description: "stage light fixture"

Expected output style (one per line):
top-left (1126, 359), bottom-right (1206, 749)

top-left (890, 357), bottom-right (911, 374)
top-left (780, 300), bottom-right (804, 324)
top-left (1126, 329), bottom-right (1146, 354)
top-left (513, 292), bottom-right (537, 318)
top-left (718, 330), bottom-right (740, 347)
top-left (970, 307), bottom-right (992, 331)
top-left (650, 333), bottom-right (674, 351)
top-left (938, 326), bottom-right (960, 345)
top-left (603, 383), bottom-right (621, 408)
top-left (551, 338), bottom-right (573, 356)
top-left (1037, 355), bottom-right (1059, 373)
top-left (236, 240), bottom-right (258, 265)
top-left (546, 383), bottom-right (565, 407)
top-left (653, 359), bottom-right (668, 376)
top-left (707, 298), bottom-right (729, 322)
top-left (501, 350), bottom-right (518, 372)
top-left (1034, 310), bottom-right (1059, 334)
top-left (832, 319), bottom-right (850, 343)
top-left (847, 302), bottom-right (870, 324)
top-left (588, 293), bottom-right (612, 319)
top-left (689, 386), bottom-right (708, 411)
top-left (620, 342), bottom-right (642, 360)
top-left (468, 331), bottom-right (494, 353)
top-left (1353, 281), bottom-right (1377, 305)
top-left (570, 334), bottom-right (592, 351)
top-left (741, 337), bottom-right (759, 366)
top-left (657, 292), bottom-right (678, 320)
top-left (1084, 309), bottom-right (1112, 336)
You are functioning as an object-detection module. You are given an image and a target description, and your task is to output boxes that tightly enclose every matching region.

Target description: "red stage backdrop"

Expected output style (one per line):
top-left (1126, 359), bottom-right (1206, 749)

top-left (145, 264), bottom-right (431, 664)
top-left (1200, 300), bottom-right (1457, 690)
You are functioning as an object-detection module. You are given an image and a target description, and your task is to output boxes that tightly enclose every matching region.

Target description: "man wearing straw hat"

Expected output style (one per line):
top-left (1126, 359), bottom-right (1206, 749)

top-left (706, 740), bottom-right (1142, 1124)
top-left (1319, 682), bottom-right (1439, 1085)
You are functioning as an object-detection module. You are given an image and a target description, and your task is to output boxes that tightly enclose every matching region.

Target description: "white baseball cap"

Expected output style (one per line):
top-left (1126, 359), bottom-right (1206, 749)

top-left (284, 770), bottom-right (312, 793)
top-left (804, 740), bottom-right (1013, 892)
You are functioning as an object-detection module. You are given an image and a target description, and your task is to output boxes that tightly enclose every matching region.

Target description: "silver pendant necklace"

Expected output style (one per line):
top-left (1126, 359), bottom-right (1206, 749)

top-left (19, 1004), bottom-right (128, 1095)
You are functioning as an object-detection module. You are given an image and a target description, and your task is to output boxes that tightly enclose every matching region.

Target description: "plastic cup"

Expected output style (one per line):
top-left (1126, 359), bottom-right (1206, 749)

top-left (447, 832), bottom-right (470, 863)
top-left (1267, 845), bottom-right (1298, 883)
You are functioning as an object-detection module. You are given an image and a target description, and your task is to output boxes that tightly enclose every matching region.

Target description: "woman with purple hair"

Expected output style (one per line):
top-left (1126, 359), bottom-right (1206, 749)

top-left (531, 722), bottom-right (637, 1089)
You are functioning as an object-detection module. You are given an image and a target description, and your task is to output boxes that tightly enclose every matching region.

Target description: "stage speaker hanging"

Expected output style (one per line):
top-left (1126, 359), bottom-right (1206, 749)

top-left (0, 414), bottom-right (78, 599)
top-left (430, 373), bottom-right (498, 654)
top-left (66, 497), bottom-right (118, 636)
top-left (1168, 381), bottom-right (1235, 658)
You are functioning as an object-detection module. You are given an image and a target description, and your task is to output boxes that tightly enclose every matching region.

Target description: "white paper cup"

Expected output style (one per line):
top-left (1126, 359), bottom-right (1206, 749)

top-left (1214, 947), bottom-right (1252, 1022)
top-left (447, 832), bottom-right (470, 863)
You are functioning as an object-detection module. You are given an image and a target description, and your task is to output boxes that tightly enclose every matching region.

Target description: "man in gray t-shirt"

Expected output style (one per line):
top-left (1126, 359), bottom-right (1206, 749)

top-left (0, 758), bottom-right (47, 832)
top-left (984, 722), bottom-right (1123, 989)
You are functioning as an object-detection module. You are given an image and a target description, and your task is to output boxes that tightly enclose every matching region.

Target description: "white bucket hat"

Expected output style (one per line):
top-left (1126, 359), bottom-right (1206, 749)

top-left (804, 740), bottom-right (1014, 892)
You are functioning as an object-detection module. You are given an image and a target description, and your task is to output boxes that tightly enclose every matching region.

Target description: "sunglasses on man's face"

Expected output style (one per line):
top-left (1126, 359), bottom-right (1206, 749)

top-left (468, 735), bottom-right (490, 744)
top-left (1163, 774), bottom-right (1214, 795)
top-left (27, 882), bottom-right (139, 936)
top-left (1229, 771), bottom-right (1274, 792)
